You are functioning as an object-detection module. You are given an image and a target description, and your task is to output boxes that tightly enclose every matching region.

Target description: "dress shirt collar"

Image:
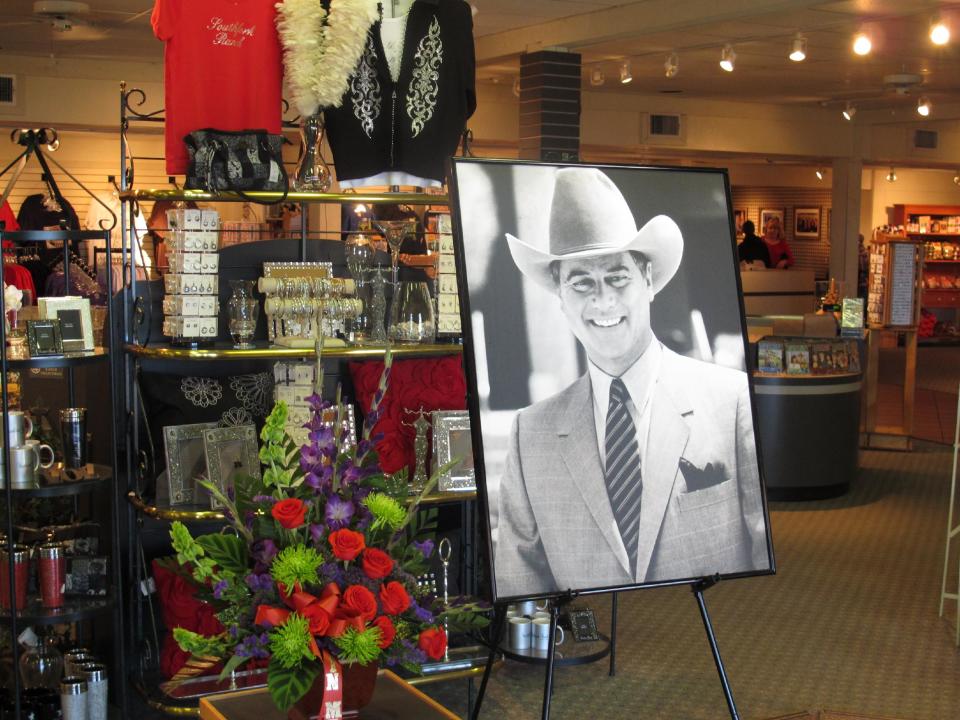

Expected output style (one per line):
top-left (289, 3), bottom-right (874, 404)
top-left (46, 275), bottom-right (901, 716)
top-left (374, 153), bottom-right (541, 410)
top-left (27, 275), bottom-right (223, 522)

top-left (588, 335), bottom-right (662, 417)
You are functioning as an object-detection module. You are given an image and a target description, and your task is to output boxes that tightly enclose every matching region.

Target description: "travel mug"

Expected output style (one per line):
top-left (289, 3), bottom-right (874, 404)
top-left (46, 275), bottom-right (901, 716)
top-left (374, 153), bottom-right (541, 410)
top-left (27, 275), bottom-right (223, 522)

top-left (0, 543), bottom-right (29, 610)
top-left (78, 663), bottom-right (108, 720)
top-left (59, 677), bottom-right (88, 720)
top-left (63, 649), bottom-right (94, 678)
top-left (38, 542), bottom-right (66, 608)
top-left (60, 408), bottom-right (87, 469)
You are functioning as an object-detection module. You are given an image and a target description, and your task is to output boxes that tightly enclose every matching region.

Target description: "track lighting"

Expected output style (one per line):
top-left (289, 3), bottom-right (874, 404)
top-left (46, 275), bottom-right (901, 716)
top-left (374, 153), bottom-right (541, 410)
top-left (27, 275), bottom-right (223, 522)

top-left (917, 96), bottom-right (932, 116)
top-left (512, 77), bottom-right (521, 98)
top-left (590, 67), bottom-right (605, 86)
top-left (619, 60), bottom-right (633, 84)
top-left (853, 32), bottom-right (872, 56)
top-left (664, 52), bottom-right (679, 78)
top-left (930, 18), bottom-right (950, 45)
top-left (842, 102), bottom-right (856, 121)
top-left (885, 167), bottom-right (897, 182)
top-left (815, 168), bottom-right (824, 181)
top-left (719, 44), bottom-right (736, 72)
top-left (789, 33), bottom-right (807, 62)
top-left (954, 171), bottom-right (960, 186)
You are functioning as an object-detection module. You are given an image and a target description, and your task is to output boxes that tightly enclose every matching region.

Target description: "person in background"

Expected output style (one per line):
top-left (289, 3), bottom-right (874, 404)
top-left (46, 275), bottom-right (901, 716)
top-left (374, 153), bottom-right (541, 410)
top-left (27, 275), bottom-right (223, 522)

top-left (762, 215), bottom-right (795, 269)
top-left (737, 219), bottom-right (771, 267)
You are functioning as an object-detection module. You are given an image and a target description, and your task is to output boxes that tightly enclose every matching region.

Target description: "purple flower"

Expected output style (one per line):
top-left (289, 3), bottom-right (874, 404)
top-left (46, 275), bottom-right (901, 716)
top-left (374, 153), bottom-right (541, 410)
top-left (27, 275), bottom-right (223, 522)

top-left (235, 632), bottom-right (270, 660)
top-left (251, 539), bottom-right (278, 566)
top-left (244, 573), bottom-right (274, 593)
top-left (252, 495), bottom-right (277, 506)
top-left (228, 624), bottom-right (240, 639)
top-left (413, 539), bottom-right (434, 559)
top-left (300, 442), bottom-right (327, 473)
top-left (325, 495), bottom-right (355, 529)
top-left (320, 562), bottom-right (345, 585)
top-left (304, 465), bottom-right (333, 492)
top-left (306, 422), bottom-right (335, 445)
top-left (340, 459), bottom-right (376, 486)
top-left (310, 523), bottom-right (326, 545)
top-left (213, 580), bottom-right (229, 600)
top-left (307, 394), bottom-right (331, 413)
top-left (410, 598), bottom-right (435, 624)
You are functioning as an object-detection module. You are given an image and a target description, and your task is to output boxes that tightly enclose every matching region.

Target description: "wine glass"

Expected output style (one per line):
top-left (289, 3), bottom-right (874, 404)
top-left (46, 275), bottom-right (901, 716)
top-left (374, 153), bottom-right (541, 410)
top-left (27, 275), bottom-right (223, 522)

top-left (374, 219), bottom-right (417, 286)
top-left (344, 232), bottom-right (375, 344)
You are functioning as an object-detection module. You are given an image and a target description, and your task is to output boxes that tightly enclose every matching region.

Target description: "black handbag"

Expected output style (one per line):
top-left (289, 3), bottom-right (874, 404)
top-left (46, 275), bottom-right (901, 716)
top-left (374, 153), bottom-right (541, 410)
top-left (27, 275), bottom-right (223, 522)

top-left (184, 128), bottom-right (289, 202)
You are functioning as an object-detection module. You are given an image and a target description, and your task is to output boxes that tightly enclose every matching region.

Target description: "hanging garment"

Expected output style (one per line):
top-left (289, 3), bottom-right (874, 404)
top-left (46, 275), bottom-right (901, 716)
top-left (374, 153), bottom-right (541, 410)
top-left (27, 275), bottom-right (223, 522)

top-left (84, 191), bottom-right (150, 269)
top-left (16, 194), bottom-right (80, 231)
top-left (0, 201), bottom-right (19, 232)
top-left (152, 0), bottom-right (283, 175)
top-left (1, 263), bottom-right (37, 304)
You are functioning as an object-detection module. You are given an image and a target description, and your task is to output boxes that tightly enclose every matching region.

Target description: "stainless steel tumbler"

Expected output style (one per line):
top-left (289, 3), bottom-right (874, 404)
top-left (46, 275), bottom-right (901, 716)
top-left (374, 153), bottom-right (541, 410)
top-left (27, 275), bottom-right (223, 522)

top-left (59, 408), bottom-right (87, 469)
top-left (78, 662), bottom-right (107, 720)
top-left (59, 677), bottom-right (88, 720)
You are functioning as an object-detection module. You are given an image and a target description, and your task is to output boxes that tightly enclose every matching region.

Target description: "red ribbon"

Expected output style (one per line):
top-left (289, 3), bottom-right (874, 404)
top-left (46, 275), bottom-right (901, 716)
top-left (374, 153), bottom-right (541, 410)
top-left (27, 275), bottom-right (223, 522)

top-left (254, 604), bottom-right (290, 628)
top-left (277, 582), bottom-right (346, 638)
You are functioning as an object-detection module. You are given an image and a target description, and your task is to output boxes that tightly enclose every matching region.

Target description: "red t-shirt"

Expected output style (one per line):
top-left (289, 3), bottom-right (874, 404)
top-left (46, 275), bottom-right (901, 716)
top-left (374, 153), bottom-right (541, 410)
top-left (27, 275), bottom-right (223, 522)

top-left (0, 201), bottom-right (19, 232)
top-left (152, 0), bottom-right (283, 175)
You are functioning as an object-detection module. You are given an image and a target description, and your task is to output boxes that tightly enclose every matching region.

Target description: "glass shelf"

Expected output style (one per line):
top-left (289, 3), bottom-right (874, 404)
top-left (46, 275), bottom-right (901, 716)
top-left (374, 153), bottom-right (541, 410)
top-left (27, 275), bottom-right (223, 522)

top-left (4, 347), bottom-right (109, 370)
top-left (124, 342), bottom-right (461, 362)
top-left (0, 594), bottom-right (113, 626)
top-left (5, 465), bottom-right (112, 499)
top-left (122, 189), bottom-right (447, 205)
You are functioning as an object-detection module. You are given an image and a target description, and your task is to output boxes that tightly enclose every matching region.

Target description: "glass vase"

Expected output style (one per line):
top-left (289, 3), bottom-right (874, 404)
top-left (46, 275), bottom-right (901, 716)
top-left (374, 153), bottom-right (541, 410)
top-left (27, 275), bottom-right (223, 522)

top-left (294, 113), bottom-right (332, 192)
top-left (227, 279), bottom-right (259, 349)
top-left (344, 233), bottom-right (375, 345)
top-left (389, 281), bottom-right (435, 345)
top-left (19, 634), bottom-right (63, 690)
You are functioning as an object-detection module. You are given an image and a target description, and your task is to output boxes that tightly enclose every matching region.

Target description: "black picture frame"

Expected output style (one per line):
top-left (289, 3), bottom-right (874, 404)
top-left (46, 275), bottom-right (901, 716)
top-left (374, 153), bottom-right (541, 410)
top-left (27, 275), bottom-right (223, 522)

top-left (26, 319), bottom-right (63, 356)
top-left (449, 158), bottom-right (774, 603)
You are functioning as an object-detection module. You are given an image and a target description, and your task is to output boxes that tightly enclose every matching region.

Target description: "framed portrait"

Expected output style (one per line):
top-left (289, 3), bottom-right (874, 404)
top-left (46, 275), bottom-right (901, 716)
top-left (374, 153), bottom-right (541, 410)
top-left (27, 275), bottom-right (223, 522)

top-left (38, 297), bottom-right (94, 351)
top-left (26, 319), bottom-right (63, 356)
top-left (733, 209), bottom-right (747, 237)
top-left (431, 410), bottom-right (476, 492)
top-left (794, 207), bottom-right (821, 239)
top-left (163, 422), bottom-right (218, 506)
top-left (450, 158), bottom-right (774, 602)
top-left (759, 208), bottom-right (785, 235)
top-left (203, 425), bottom-right (261, 510)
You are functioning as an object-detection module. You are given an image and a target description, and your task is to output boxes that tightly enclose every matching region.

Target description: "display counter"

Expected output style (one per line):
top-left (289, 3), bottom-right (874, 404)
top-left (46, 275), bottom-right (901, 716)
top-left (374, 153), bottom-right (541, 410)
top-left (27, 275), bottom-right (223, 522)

top-left (740, 269), bottom-right (817, 315)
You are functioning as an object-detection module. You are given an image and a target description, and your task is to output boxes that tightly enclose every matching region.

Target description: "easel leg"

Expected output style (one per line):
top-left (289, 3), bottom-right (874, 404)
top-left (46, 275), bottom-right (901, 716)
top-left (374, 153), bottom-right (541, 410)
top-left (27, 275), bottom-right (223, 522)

top-left (467, 676), bottom-right (474, 719)
top-left (609, 592), bottom-right (618, 677)
top-left (540, 603), bottom-right (560, 720)
top-left (693, 581), bottom-right (740, 720)
top-left (470, 603), bottom-right (506, 720)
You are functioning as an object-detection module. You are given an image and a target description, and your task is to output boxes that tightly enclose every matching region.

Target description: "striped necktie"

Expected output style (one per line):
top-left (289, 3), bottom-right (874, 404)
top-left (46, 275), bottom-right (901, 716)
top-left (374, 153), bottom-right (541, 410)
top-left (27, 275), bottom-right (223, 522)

top-left (604, 377), bottom-right (643, 577)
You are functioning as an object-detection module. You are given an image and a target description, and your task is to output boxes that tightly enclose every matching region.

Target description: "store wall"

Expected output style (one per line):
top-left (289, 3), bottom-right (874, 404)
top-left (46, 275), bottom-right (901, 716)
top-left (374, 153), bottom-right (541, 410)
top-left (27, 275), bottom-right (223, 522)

top-left (864, 168), bottom-right (960, 232)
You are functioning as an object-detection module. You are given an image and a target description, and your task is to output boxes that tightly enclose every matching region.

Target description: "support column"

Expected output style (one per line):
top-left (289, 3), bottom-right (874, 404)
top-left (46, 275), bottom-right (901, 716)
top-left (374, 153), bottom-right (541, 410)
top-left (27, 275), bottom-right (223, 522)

top-left (518, 50), bottom-right (581, 163)
top-left (830, 157), bottom-right (863, 292)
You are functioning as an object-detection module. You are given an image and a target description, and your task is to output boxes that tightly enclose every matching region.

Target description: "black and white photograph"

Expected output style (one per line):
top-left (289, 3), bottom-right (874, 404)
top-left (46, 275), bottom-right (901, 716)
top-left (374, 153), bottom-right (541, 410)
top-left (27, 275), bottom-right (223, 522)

top-left (451, 159), bottom-right (773, 601)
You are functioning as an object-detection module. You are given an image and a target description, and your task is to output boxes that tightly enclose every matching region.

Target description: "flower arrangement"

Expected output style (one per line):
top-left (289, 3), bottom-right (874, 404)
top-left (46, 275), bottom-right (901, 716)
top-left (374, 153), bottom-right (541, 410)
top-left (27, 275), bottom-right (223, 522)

top-left (167, 352), bottom-right (487, 711)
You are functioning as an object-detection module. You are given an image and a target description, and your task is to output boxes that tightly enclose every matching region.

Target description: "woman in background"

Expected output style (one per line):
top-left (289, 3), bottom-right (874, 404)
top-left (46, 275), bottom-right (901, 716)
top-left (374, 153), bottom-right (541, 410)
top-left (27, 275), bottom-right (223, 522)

top-left (763, 215), bottom-right (795, 269)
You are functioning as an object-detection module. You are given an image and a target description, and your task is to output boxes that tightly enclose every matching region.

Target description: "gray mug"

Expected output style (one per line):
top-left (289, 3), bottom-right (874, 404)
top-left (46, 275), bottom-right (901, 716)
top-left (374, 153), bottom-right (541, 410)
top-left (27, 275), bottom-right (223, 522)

top-left (24, 439), bottom-right (55, 469)
top-left (9, 444), bottom-right (41, 488)
top-left (4, 411), bottom-right (33, 448)
top-left (508, 616), bottom-right (532, 650)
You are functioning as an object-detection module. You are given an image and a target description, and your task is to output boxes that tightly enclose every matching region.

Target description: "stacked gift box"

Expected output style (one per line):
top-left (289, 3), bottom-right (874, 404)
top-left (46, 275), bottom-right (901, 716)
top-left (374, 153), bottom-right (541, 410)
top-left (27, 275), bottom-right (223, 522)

top-left (433, 213), bottom-right (461, 336)
top-left (162, 208), bottom-right (220, 343)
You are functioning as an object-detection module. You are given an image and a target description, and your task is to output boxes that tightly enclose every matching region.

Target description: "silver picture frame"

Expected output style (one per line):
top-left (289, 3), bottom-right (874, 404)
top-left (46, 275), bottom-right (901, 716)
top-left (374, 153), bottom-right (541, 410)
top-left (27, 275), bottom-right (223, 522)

top-left (202, 425), bottom-right (261, 510)
top-left (432, 410), bottom-right (475, 492)
top-left (163, 422), bottom-right (218, 506)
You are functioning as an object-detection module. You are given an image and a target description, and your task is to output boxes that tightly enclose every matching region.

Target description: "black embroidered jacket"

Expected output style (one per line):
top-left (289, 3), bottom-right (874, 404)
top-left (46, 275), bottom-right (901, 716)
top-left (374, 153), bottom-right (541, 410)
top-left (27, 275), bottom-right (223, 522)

top-left (324, 0), bottom-right (477, 183)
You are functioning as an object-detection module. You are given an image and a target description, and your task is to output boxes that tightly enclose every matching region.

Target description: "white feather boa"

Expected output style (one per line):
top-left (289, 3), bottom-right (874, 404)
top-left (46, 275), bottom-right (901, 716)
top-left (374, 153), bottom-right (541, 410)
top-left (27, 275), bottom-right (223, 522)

top-left (275, 0), bottom-right (381, 116)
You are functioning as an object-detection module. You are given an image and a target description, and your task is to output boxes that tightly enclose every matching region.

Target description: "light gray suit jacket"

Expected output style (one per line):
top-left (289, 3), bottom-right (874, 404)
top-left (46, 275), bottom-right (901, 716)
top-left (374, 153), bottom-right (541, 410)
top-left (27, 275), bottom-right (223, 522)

top-left (494, 347), bottom-right (770, 599)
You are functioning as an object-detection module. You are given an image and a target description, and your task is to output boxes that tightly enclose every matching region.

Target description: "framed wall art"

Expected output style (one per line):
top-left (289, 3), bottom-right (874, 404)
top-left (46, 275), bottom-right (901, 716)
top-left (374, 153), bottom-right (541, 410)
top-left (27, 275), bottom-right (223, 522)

top-left (759, 208), bottom-right (785, 235)
top-left (38, 296), bottom-right (94, 351)
top-left (733, 209), bottom-right (747, 237)
top-left (163, 422), bottom-right (218, 506)
top-left (450, 158), bottom-right (774, 602)
top-left (202, 425), bottom-right (261, 510)
top-left (794, 207), bottom-right (821, 239)
top-left (431, 410), bottom-right (475, 492)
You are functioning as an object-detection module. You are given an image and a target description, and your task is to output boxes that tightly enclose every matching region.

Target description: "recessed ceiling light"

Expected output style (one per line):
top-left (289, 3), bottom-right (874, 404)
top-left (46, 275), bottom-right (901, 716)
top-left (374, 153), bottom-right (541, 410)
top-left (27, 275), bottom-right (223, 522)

top-left (842, 101), bottom-right (857, 121)
top-left (917, 96), bottom-right (932, 116)
top-left (512, 77), bottom-right (520, 97)
top-left (664, 52), bottom-right (679, 78)
top-left (790, 33), bottom-right (807, 62)
top-left (953, 170), bottom-right (960, 185)
top-left (590, 67), bottom-right (605, 86)
top-left (930, 19), bottom-right (950, 45)
top-left (620, 60), bottom-right (633, 84)
top-left (720, 44), bottom-right (736, 72)
top-left (853, 32), bottom-right (872, 56)
top-left (815, 168), bottom-right (824, 180)
top-left (885, 167), bottom-right (897, 182)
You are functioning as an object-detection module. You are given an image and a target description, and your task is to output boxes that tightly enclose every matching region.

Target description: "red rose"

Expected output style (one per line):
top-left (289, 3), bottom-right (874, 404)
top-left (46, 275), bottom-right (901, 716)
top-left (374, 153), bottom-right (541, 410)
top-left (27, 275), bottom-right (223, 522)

top-left (418, 626), bottom-right (447, 661)
top-left (301, 604), bottom-right (331, 636)
top-left (361, 548), bottom-right (394, 579)
top-left (378, 581), bottom-right (410, 615)
top-left (328, 529), bottom-right (366, 561)
top-left (343, 585), bottom-right (378, 622)
top-left (372, 616), bottom-right (396, 649)
top-left (271, 498), bottom-right (307, 529)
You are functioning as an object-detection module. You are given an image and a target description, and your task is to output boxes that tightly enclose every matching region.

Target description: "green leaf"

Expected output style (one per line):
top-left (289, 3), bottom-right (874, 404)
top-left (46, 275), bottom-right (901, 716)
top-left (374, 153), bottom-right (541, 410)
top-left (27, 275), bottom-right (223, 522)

top-left (196, 534), bottom-right (248, 576)
top-left (217, 653), bottom-right (251, 682)
top-left (268, 656), bottom-right (320, 711)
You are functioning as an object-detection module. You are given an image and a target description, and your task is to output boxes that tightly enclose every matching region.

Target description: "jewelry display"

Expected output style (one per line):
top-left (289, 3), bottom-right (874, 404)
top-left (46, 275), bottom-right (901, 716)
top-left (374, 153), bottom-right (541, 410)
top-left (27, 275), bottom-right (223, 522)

top-left (402, 408), bottom-right (431, 493)
top-left (438, 538), bottom-right (452, 662)
top-left (162, 209), bottom-right (220, 346)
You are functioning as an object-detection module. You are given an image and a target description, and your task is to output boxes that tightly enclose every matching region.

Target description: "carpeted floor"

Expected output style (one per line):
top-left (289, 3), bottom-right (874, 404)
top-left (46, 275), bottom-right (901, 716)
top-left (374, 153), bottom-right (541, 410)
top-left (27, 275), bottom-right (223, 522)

top-left (422, 441), bottom-right (960, 720)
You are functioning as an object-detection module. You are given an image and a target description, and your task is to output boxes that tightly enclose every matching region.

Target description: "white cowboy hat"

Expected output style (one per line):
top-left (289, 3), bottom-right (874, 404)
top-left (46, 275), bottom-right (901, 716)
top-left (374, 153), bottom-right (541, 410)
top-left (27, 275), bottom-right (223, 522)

top-left (506, 167), bottom-right (684, 293)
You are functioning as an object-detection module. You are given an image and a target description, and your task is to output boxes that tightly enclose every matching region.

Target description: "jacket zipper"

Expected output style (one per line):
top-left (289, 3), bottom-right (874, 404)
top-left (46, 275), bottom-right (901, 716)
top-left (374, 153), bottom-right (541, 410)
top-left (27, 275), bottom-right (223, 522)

top-left (390, 89), bottom-right (397, 168)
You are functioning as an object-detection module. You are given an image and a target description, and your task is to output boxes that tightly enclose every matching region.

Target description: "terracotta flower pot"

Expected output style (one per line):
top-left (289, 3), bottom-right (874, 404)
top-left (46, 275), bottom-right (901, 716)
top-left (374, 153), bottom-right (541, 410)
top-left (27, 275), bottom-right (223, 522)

top-left (288, 660), bottom-right (379, 720)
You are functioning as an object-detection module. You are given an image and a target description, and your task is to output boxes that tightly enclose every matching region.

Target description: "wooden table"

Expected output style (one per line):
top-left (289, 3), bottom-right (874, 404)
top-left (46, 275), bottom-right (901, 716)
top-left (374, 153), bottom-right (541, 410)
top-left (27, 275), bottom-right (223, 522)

top-left (198, 670), bottom-right (459, 720)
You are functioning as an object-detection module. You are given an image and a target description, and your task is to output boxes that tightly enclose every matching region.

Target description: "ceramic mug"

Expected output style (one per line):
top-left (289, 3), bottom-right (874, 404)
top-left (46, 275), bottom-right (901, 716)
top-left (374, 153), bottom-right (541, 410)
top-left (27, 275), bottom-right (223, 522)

top-left (9, 444), bottom-right (41, 488)
top-left (24, 439), bottom-right (55, 469)
top-left (508, 617), bottom-right (532, 650)
top-left (4, 411), bottom-right (33, 448)
top-left (516, 600), bottom-right (548, 617)
top-left (532, 618), bottom-right (565, 651)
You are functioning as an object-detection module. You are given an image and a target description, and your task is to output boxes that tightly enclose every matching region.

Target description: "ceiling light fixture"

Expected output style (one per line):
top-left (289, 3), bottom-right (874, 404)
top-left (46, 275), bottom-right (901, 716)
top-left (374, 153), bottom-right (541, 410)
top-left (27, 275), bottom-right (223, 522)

top-left (789, 33), bottom-right (807, 62)
top-left (590, 67), bottom-right (605, 86)
top-left (853, 32), bottom-right (872, 56)
top-left (512, 77), bottom-right (521, 97)
top-left (620, 60), bottom-right (633, 84)
top-left (885, 167), bottom-right (897, 182)
top-left (842, 101), bottom-right (857, 121)
top-left (815, 168), bottom-right (824, 181)
top-left (720, 44), bottom-right (736, 72)
top-left (917, 95), bottom-right (932, 116)
top-left (664, 52), bottom-right (679, 78)
top-left (954, 171), bottom-right (960, 186)
top-left (930, 18), bottom-right (950, 45)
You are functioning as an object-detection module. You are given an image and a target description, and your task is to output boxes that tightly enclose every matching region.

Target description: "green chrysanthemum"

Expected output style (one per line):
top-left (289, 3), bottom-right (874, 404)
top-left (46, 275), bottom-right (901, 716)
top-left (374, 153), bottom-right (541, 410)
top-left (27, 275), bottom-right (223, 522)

top-left (270, 544), bottom-right (324, 590)
top-left (332, 626), bottom-right (381, 665)
top-left (363, 492), bottom-right (405, 531)
top-left (269, 613), bottom-right (315, 669)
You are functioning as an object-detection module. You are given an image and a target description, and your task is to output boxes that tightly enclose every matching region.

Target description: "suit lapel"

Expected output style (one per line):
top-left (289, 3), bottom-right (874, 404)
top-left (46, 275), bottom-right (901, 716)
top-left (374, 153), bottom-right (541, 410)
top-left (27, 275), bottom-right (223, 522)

top-left (557, 375), bottom-right (632, 576)
top-left (634, 354), bottom-right (691, 582)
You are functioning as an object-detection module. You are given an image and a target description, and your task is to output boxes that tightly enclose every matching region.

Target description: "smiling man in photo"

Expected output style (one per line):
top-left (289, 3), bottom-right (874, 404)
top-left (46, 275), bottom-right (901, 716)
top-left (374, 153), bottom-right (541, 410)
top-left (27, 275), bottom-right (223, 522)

top-left (493, 167), bottom-right (769, 598)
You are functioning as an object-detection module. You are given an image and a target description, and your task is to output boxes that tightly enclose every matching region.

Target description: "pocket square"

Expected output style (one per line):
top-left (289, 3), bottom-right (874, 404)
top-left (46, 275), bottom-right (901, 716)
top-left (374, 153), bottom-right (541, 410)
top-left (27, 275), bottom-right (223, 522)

top-left (680, 458), bottom-right (727, 492)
